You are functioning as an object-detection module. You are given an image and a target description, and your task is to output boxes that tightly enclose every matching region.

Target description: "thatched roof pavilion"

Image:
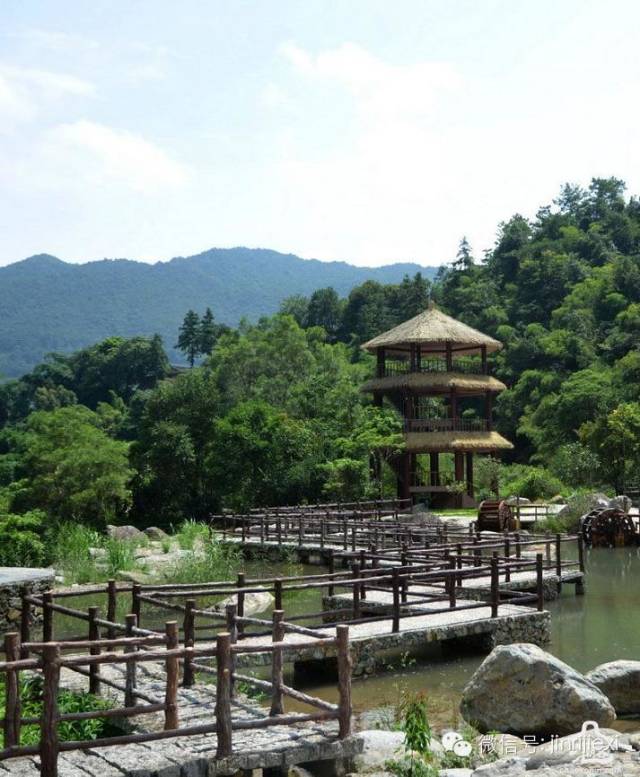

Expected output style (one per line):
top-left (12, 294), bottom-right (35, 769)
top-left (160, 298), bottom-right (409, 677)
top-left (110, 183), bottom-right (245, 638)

top-left (361, 304), bottom-right (512, 507)
top-left (362, 305), bottom-right (502, 357)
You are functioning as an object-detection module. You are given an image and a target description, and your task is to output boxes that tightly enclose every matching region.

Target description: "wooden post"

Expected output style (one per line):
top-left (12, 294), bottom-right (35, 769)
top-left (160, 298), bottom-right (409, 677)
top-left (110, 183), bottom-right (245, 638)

top-left (447, 557), bottom-right (456, 609)
top-left (237, 572), bottom-right (245, 640)
top-left (42, 590), bottom-right (54, 643)
top-left (343, 520), bottom-right (348, 550)
top-left (445, 341), bottom-right (453, 371)
top-left (226, 604), bottom-right (238, 699)
top-left (456, 543), bottom-right (463, 587)
top-left (106, 579), bottom-right (117, 641)
top-left (352, 563), bottom-right (361, 619)
top-left (328, 550), bottom-right (335, 598)
top-left (577, 534), bottom-right (585, 573)
top-left (465, 452), bottom-right (474, 497)
top-left (41, 644), bottom-right (60, 777)
top-left (536, 554), bottom-right (544, 611)
top-left (490, 554), bottom-right (499, 618)
top-left (392, 568), bottom-right (400, 633)
top-left (182, 599), bottom-right (196, 688)
top-left (277, 517), bottom-right (282, 546)
top-left (270, 610), bottom-right (285, 716)
top-left (274, 578), bottom-right (283, 611)
top-left (215, 633), bottom-right (233, 758)
top-left (359, 549), bottom-right (367, 600)
top-left (131, 584), bottom-right (142, 628)
top-left (320, 519), bottom-right (325, 548)
top-left (473, 535), bottom-right (481, 567)
top-left (3, 632), bottom-right (21, 749)
top-left (504, 536), bottom-right (511, 582)
top-left (20, 588), bottom-right (30, 659)
top-left (336, 624), bottom-right (352, 739)
top-left (124, 614), bottom-right (137, 707)
top-left (351, 526), bottom-right (357, 552)
top-left (260, 516), bottom-right (265, 544)
top-left (164, 622), bottom-right (179, 730)
top-left (545, 531), bottom-right (551, 563)
top-left (515, 532), bottom-right (522, 560)
top-left (88, 606), bottom-right (101, 696)
top-left (555, 533), bottom-right (562, 592)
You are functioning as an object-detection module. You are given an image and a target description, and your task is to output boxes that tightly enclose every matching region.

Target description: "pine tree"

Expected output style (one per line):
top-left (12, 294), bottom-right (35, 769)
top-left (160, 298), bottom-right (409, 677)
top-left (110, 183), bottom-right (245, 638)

top-left (198, 307), bottom-right (219, 356)
top-left (176, 310), bottom-right (201, 367)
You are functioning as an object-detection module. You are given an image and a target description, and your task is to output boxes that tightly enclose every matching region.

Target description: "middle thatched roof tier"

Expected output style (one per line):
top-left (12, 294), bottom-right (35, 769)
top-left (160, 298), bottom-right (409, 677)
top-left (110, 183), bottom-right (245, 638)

top-left (361, 371), bottom-right (506, 395)
top-left (362, 306), bottom-right (502, 356)
top-left (404, 431), bottom-right (514, 453)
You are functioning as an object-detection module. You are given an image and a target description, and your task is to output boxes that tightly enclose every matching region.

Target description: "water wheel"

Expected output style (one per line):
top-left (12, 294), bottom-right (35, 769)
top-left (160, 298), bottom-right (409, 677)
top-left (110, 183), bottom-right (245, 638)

top-left (581, 506), bottom-right (638, 547)
top-left (477, 499), bottom-right (516, 532)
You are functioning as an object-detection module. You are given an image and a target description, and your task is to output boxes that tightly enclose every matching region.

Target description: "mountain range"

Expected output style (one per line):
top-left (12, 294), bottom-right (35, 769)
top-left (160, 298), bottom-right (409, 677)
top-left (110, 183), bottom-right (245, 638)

top-left (0, 247), bottom-right (438, 377)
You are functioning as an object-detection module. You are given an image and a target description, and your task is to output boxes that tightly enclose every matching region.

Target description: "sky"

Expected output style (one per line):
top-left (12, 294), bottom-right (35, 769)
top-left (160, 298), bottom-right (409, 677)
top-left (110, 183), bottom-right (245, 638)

top-left (1, 0), bottom-right (640, 268)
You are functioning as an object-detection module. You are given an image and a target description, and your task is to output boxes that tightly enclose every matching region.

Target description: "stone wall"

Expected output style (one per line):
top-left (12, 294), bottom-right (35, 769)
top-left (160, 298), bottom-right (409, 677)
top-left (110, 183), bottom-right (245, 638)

top-left (0, 568), bottom-right (55, 635)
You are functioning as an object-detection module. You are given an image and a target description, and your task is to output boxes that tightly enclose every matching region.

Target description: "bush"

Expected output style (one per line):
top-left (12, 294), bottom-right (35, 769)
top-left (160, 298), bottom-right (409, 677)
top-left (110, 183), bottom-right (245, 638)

top-left (165, 532), bottom-right (240, 584)
top-left (500, 464), bottom-right (566, 501)
top-left (0, 510), bottom-right (46, 566)
top-left (50, 522), bottom-right (102, 584)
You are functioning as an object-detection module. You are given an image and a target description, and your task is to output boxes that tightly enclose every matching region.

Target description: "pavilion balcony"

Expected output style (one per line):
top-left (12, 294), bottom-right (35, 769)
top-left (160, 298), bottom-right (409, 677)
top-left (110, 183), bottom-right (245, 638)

top-left (404, 417), bottom-right (490, 433)
top-left (381, 356), bottom-right (485, 377)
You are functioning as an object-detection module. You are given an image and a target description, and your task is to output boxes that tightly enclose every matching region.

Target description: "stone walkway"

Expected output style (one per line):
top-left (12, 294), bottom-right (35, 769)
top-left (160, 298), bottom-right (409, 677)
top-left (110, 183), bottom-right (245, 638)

top-left (1, 661), bottom-right (361, 777)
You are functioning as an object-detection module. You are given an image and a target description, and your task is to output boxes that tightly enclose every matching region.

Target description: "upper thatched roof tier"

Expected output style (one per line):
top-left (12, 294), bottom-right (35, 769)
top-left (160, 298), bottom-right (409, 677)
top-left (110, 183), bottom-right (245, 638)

top-left (361, 371), bottom-right (506, 395)
top-left (362, 306), bottom-right (502, 356)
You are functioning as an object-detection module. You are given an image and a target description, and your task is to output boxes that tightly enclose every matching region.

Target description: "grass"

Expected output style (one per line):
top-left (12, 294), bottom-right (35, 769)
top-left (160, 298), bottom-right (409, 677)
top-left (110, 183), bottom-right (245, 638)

top-left (173, 519), bottom-right (209, 550)
top-left (164, 531), bottom-right (241, 584)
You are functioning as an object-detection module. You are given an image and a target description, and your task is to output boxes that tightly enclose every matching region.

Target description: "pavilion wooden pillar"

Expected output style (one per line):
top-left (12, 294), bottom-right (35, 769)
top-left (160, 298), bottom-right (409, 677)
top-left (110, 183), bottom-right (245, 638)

top-left (409, 453), bottom-right (417, 487)
top-left (399, 453), bottom-right (411, 500)
top-left (416, 344), bottom-right (422, 371)
top-left (454, 453), bottom-right (464, 483)
top-left (409, 344), bottom-right (417, 372)
top-left (481, 345), bottom-right (487, 374)
top-left (377, 348), bottom-right (386, 378)
top-left (445, 342), bottom-right (453, 371)
top-left (430, 452), bottom-right (440, 486)
top-left (485, 392), bottom-right (493, 430)
top-left (466, 452), bottom-right (474, 497)
top-left (449, 389), bottom-right (458, 420)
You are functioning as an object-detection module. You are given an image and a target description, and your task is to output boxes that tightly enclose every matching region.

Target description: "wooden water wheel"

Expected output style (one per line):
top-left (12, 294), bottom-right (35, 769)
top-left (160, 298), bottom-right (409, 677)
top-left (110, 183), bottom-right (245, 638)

top-left (581, 506), bottom-right (638, 547)
top-left (477, 499), bottom-right (516, 532)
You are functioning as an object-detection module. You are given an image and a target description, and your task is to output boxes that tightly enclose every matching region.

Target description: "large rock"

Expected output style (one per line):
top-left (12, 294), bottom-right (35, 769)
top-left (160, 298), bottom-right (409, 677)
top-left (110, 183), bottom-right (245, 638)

top-left (504, 496), bottom-right (531, 506)
top-left (525, 726), bottom-right (632, 771)
top-left (144, 526), bottom-right (169, 540)
top-left (460, 644), bottom-right (616, 737)
top-left (213, 590), bottom-right (274, 617)
top-left (107, 525), bottom-right (144, 541)
top-left (586, 660), bottom-right (640, 714)
top-left (352, 730), bottom-right (405, 771)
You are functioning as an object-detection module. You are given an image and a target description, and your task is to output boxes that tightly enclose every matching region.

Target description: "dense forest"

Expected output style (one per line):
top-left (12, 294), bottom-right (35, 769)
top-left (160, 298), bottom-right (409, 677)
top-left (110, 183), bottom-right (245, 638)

top-left (2, 177), bottom-right (640, 565)
top-left (0, 248), bottom-right (433, 377)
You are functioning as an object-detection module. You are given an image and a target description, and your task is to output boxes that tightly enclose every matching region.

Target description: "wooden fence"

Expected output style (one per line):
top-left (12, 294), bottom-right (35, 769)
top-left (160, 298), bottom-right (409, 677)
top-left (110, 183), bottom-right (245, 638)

top-left (1, 611), bottom-right (352, 777)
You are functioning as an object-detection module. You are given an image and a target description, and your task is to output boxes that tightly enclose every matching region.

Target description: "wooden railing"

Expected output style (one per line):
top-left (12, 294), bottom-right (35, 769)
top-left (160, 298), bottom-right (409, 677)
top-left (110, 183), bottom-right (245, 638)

top-left (404, 418), bottom-right (489, 433)
top-left (1, 608), bottom-right (353, 777)
top-left (381, 358), bottom-right (485, 377)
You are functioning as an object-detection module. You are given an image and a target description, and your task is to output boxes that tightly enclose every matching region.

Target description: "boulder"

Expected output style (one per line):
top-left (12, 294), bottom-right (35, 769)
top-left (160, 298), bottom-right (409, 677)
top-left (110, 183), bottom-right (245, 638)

top-left (213, 590), bottom-right (274, 617)
top-left (525, 726), bottom-right (632, 771)
top-left (460, 643), bottom-right (616, 737)
top-left (352, 730), bottom-right (405, 772)
top-left (107, 525), bottom-right (144, 541)
top-left (470, 758), bottom-right (526, 775)
top-left (116, 570), bottom-right (153, 584)
top-left (144, 526), bottom-right (169, 540)
top-left (586, 660), bottom-right (640, 714)
top-left (475, 734), bottom-right (532, 760)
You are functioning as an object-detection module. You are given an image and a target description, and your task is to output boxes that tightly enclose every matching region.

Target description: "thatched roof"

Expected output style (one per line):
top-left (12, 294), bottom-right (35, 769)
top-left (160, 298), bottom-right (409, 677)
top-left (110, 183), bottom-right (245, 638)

top-left (404, 431), bottom-right (513, 453)
top-left (362, 305), bottom-right (502, 356)
top-left (361, 371), bottom-right (506, 395)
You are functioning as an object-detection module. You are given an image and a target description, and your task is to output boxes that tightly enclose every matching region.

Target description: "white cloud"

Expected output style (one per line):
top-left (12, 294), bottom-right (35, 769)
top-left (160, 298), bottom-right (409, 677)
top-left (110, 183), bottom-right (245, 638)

top-left (46, 120), bottom-right (189, 193)
top-left (10, 28), bottom-right (100, 52)
top-left (0, 63), bottom-right (94, 125)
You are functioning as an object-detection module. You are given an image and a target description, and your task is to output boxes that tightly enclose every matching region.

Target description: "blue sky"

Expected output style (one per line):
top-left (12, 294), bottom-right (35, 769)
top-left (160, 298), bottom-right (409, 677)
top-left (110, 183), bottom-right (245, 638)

top-left (1, 0), bottom-right (639, 267)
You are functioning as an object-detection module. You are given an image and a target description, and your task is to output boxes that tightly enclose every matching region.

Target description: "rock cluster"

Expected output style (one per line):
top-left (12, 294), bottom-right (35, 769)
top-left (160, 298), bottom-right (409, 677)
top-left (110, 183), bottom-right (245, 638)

top-left (460, 643), bottom-right (616, 737)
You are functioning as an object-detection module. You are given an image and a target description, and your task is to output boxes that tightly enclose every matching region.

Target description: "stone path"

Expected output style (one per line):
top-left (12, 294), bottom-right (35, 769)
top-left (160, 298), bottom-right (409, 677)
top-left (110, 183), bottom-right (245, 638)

top-left (1, 661), bottom-right (361, 777)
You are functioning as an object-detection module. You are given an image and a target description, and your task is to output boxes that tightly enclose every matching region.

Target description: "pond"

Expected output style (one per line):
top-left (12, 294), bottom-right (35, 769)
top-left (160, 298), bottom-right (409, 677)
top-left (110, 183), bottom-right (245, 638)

top-left (50, 546), bottom-right (640, 732)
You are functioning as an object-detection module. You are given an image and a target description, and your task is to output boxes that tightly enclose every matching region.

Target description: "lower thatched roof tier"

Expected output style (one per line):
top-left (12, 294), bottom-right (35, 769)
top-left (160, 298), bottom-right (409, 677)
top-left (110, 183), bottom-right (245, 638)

top-left (362, 371), bottom-right (506, 395)
top-left (404, 431), bottom-right (514, 453)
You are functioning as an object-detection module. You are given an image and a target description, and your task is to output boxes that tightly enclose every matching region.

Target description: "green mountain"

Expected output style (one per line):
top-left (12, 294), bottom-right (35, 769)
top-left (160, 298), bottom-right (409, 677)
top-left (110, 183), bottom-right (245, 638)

top-left (0, 247), bottom-right (437, 377)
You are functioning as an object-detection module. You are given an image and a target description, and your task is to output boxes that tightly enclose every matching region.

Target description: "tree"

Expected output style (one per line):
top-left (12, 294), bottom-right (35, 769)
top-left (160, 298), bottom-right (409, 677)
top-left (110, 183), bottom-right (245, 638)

top-left (198, 308), bottom-right (221, 356)
top-left (306, 287), bottom-right (344, 341)
top-left (176, 310), bottom-right (201, 367)
top-left (10, 406), bottom-right (132, 528)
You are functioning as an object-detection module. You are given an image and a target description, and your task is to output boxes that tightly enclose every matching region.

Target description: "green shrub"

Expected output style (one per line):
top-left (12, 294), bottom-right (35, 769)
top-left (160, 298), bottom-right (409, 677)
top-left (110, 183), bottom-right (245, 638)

top-left (0, 510), bottom-right (46, 566)
top-left (500, 465), bottom-right (566, 501)
top-left (165, 533), bottom-right (240, 584)
top-left (174, 519), bottom-right (209, 550)
top-left (0, 676), bottom-right (115, 747)
top-left (50, 522), bottom-right (102, 584)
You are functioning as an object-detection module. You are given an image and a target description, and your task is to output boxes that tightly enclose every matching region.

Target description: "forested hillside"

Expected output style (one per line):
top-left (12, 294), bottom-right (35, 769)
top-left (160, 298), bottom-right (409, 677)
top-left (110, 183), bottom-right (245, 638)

top-left (2, 177), bottom-right (640, 566)
top-left (0, 248), bottom-right (434, 377)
